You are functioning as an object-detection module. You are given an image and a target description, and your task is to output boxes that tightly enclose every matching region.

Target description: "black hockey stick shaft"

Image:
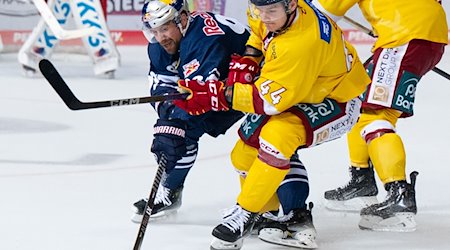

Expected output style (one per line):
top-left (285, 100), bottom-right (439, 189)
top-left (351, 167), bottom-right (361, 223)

top-left (343, 16), bottom-right (450, 81)
top-left (38, 59), bottom-right (188, 110)
top-left (133, 155), bottom-right (167, 250)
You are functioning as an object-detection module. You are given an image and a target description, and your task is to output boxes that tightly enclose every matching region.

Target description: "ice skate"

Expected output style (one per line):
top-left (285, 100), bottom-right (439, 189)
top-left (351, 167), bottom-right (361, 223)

top-left (104, 70), bottom-right (115, 79)
top-left (131, 185), bottom-right (183, 223)
top-left (251, 210), bottom-right (279, 235)
top-left (324, 165), bottom-right (379, 212)
top-left (359, 171), bottom-right (418, 232)
top-left (22, 64), bottom-right (38, 77)
top-left (258, 202), bottom-right (317, 249)
top-left (210, 204), bottom-right (259, 250)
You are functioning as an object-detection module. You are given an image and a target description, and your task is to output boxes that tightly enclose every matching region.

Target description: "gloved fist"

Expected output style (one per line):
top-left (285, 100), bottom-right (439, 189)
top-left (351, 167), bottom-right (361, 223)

top-left (174, 79), bottom-right (229, 115)
top-left (151, 118), bottom-right (186, 173)
top-left (227, 54), bottom-right (259, 85)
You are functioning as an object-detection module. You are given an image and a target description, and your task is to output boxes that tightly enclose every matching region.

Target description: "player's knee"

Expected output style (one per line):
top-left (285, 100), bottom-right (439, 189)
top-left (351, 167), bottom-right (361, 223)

top-left (361, 120), bottom-right (396, 144)
top-left (258, 142), bottom-right (290, 170)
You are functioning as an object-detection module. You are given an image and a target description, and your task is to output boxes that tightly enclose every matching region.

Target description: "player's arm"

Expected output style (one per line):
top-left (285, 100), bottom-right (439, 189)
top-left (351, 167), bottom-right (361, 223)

top-left (310, 0), bottom-right (358, 22)
top-left (175, 42), bottom-right (322, 115)
top-left (230, 41), bottom-right (322, 115)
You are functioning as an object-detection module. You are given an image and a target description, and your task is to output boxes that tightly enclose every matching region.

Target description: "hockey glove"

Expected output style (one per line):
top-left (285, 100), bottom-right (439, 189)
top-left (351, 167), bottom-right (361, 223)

top-left (151, 118), bottom-right (187, 173)
top-left (174, 79), bottom-right (230, 115)
top-left (227, 54), bottom-right (259, 85)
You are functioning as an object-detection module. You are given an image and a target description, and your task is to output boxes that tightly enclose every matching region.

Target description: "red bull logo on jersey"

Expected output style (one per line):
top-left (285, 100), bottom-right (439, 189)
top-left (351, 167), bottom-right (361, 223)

top-left (182, 58), bottom-right (200, 78)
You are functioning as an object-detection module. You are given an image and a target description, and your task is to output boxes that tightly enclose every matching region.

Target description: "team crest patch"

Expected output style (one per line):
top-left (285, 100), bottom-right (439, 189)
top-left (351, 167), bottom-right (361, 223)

top-left (182, 59), bottom-right (200, 78)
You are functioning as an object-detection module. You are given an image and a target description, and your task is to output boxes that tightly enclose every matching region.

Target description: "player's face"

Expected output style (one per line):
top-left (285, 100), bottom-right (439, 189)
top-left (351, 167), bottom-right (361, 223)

top-left (254, 3), bottom-right (288, 32)
top-left (150, 21), bottom-right (182, 54)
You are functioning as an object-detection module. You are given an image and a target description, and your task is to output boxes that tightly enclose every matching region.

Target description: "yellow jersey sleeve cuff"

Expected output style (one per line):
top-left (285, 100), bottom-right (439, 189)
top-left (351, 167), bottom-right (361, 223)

top-left (232, 83), bottom-right (256, 113)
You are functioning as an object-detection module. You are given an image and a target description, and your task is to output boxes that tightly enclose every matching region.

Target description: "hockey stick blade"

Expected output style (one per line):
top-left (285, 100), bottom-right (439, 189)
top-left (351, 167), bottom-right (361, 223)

top-left (38, 59), bottom-right (188, 110)
top-left (133, 155), bottom-right (167, 250)
top-left (32, 0), bottom-right (96, 40)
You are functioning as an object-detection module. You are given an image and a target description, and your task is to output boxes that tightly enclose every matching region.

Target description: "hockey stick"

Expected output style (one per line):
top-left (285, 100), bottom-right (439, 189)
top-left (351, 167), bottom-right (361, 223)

top-left (133, 155), bottom-right (167, 250)
top-left (38, 59), bottom-right (188, 110)
top-left (32, 0), bottom-right (96, 40)
top-left (343, 16), bottom-right (450, 81)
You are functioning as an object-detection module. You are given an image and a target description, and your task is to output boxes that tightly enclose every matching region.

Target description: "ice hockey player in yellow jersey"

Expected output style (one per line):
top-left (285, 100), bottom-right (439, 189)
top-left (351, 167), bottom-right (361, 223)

top-left (312, 0), bottom-right (448, 232)
top-left (173, 0), bottom-right (371, 249)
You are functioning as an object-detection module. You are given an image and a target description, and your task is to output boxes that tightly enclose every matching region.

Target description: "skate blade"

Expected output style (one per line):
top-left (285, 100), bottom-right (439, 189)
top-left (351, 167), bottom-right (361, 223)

top-left (359, 213), bottom-right (417, 232)
top-left (210, 237), bottom-right (243, 250)
top-left (22, 65), bottom-right (39, 78)
top-left (130, 210), bottom-right (178, 224)
top-left (325, 196), bottom-right (378, 212)
top-left (259, 228), bottom-right (318, 249)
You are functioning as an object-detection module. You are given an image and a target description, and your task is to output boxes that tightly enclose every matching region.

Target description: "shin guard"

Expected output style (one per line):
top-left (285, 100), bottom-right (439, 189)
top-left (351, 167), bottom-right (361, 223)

top-left (368, 133), bottom-right (406, 183)
top-left (238, 159), bottom-right (288, 213)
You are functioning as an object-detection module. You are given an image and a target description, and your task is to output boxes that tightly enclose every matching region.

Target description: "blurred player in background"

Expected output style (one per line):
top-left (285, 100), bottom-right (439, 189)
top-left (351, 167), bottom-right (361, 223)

top-left (18, 0), bottom-right (120, 78)
top-left (0, 35), bottom-right (3, 52)
top-left (311, 0), bottom-right (448, 232)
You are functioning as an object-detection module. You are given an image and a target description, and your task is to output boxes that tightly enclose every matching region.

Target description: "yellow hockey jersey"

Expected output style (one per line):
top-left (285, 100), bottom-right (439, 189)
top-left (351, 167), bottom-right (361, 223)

top-left (313, 0), bottom-right (448, 50)
top-left (232, 1), bottom-right (370, 115)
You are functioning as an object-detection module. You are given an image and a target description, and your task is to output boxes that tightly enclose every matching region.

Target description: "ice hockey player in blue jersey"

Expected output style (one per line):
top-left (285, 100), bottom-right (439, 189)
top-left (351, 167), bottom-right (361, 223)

top-left (131, 0), bottom-right (247, 221)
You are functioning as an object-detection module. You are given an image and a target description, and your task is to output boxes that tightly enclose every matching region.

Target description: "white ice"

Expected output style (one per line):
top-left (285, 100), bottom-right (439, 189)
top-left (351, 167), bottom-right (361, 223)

top-left (1, 45), bottom-right (449, 250)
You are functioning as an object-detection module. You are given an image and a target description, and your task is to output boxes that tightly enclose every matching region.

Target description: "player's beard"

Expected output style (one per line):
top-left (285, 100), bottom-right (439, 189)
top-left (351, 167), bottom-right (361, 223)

top-left (161, 39), bottom-right (179, 55)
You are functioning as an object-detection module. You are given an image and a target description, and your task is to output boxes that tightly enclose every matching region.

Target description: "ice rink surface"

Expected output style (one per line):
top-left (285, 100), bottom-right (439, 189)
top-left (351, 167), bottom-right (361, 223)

top-left (1, 45), bottom-right (450, 250)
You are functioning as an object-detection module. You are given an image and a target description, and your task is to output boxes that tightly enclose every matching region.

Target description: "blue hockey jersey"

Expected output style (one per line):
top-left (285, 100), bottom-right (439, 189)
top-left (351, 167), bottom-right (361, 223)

top-left (147, 11), bottom-right (249, 137)
top-left (178, 11), bottom-right (250, 81)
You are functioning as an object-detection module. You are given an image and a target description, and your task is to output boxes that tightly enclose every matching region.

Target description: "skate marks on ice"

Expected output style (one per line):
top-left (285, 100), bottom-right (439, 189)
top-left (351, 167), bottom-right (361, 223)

top-left (0, 117), bottom-right (70, 134)
top-left (0, 153), bottom-right (124, 170)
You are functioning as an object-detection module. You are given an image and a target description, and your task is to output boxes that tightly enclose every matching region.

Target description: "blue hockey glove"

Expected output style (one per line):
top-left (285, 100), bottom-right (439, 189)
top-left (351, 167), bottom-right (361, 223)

top-left (151, 119), bottom-right (187, 173)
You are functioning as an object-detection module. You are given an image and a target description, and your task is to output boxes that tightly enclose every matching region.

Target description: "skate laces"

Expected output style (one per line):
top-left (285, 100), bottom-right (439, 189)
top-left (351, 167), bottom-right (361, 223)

top-left (262, 210), bottom-right (293, 223)
top-left (385, 182), bottom-right (405, 202)
top-left (338, 167), bottom-right (367, 190)
top-left (221, 205), bottom-right (251, 233)
top-left (155, 185), bottom-right (172, 206)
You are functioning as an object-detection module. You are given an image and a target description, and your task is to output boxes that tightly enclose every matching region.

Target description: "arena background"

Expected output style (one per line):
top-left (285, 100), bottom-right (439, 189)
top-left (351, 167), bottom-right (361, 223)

top-left (0, 0), bottom-right (449, 50)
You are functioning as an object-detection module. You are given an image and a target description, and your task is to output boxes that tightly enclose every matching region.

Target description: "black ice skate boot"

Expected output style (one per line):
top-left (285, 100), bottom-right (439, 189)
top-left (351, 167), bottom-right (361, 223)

top-left (251, 210), bottom-right (279, 235)
top-left (324, 164), bottom-right (379, 212)
top-left (131, 185), bottom-right (183, 223)
top-left (210, 204), bottom-right (260, 250)
top-left (359, 171), bottom-right (418, 232)
top-left (258, 202), bottom-right (317, 249)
